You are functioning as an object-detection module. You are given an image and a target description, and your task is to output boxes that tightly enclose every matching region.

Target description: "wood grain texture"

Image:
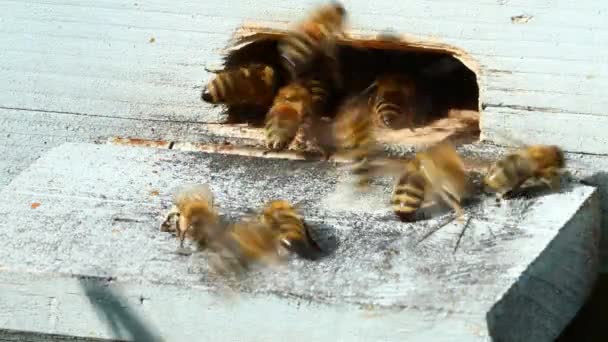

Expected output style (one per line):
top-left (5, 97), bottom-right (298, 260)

top-left (0, 0), bottom-right (607, 153)
top-left (0, 142), bottom-right (600, 341)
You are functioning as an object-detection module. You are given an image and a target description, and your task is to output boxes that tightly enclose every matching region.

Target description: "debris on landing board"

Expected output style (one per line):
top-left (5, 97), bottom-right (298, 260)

top-left (0, 143), bottom-right (599, 341)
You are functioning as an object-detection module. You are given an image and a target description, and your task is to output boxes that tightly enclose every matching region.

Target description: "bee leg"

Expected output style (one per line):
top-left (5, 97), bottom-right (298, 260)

top-left (538, 167), bottom-right (562, 192)
top-left (279, 230), bottom-right (306, 248)
top-left (438, 192), bottom-right (465, 222)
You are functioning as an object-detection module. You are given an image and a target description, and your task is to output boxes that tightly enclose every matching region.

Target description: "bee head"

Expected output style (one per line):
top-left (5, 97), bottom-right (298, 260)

top-left (201, 86), bottom-right (213, 103)
top-left (483, 163), bottom-right (506, 194)
top-left (550, 145), bottom-right (566, 168)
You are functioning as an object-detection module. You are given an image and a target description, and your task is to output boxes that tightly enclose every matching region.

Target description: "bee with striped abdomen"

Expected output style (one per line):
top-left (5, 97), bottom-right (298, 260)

top-left (367, 74), bottom-right (418, 130)
top-left (391, 142), bottom-right (467, 222)
top-left (160, 183), bottom-right (222, 249)
top-left (305, 77), bottom-right (333, 115)
top-left (290, 75), bottom-right (337, 156)
top-left (201, 63), bottom-right (278, 107)
top-left (484, 144), bottom-right (565, 199)
top-left (333, 93), bottom-right (379, 190)
top-left (278, 2), bottom-right (347, 87)
top-left (265, 82), bottom-right (313, 151)
top-left (207, 219), bottom-right (286, 276)
top-left (257, 200), bottom-right (320, 257)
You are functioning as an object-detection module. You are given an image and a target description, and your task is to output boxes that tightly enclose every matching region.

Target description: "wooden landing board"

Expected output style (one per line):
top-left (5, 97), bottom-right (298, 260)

top-left (0, 142), bottom-right (600, 341)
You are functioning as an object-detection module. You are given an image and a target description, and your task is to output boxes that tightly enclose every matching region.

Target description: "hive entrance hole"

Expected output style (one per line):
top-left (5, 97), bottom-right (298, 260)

top-left (216, 29), bottom-right (480, 148)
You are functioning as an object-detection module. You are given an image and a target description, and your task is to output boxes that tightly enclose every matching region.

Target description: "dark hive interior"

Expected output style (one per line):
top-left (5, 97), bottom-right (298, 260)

top-left (216, 29), bottom-right (480, 147)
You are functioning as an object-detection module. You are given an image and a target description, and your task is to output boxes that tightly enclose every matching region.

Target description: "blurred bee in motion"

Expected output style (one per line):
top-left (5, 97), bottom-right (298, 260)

top-left (391, 142), bottom-right (467, 222)
top-left (265, 82), bottom-right (313, 151)
top-left (160, 183), bottom-right (221, 249)
top-left (484, 144), bottom-right (565, 199)
top-left (367, 74), bottom-right (418, 130)
top-left (207, 219), bottom-right (286, 277)
top-left (278, 2), bottom-right (347, 88)
top-left (201, 63), bottom-right (278, 106)
top-left (257, 200), bottom-right (320, 257)
top-left (333, 93), bottom-right (379, 190)
top-left (305, 77), bottom-right (333, 114)
top-left (291, 76), bottom-right (337, 157)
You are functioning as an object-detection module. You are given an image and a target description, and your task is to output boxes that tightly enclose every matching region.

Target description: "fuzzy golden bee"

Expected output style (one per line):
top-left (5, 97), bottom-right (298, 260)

top-left (207, 219), bottom-right (286, 276)
top-left (368, 74), bottom-right (418, 130)
top-left (278, 2), bottom-right (347, 87)
top-left (257, 200), bottom-right (319, 254)
top-left (333, 94), bottom-right (378, 189)
top-left (160, 184), bottom-right (221, 248)
top-left (483, 144), bottom-right (565, 199)
top-left (201, 63), bottom-right (278, 106)
top-left (265, 82), bottom-right (313, 150)
top-left (391, 142), bottom-right (466, 222)
top-left (305, 77), bottom-right (333, 114)
top-left (290, 76), bottom-right (337, 156)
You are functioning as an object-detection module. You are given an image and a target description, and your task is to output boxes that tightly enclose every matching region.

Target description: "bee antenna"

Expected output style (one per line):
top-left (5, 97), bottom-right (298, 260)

top-left (360, 81), bottom-right (378, 96)
top-left (204, 66), bottom-right (222, 74)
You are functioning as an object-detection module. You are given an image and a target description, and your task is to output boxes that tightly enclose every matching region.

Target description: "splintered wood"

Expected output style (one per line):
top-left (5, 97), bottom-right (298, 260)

top-left (202, 23), bottom-right (480, 153)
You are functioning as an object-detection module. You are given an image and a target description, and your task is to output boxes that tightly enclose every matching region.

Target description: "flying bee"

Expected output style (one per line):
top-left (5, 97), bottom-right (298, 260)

top-left (160, 183), bottom-right (221, 249)
top-left (391, 142), bottom-right (467, 222)
top-left (484, 144), bottom-right (565, 199)
top-left (366, 74), bottom-right (418, 130)
top-left (207, 219), bottom-right (286, 276)
top-left (201, 63), bottom-right (278, 106)
top-left (333, 93), bottom-right (379, 190)
top-left (265, 82), bottom-right (313, 151)
top-left (278, 2), bottom-right (347, 87)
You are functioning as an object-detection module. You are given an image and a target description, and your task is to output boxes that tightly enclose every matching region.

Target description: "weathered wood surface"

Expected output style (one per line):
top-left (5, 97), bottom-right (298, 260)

top-left (0, 142), bottom-right (600, 341)
top-left (1, 0), bottom-right (607, 154)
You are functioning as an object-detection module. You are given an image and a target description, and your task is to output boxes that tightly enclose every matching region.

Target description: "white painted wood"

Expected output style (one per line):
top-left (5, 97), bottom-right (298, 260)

top-left (0, 142), bottom-right (600, 341)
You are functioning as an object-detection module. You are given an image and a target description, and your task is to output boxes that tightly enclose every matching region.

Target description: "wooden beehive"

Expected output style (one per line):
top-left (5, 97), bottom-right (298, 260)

top-left (204, 25), bottom-right (481, 151)
top-left (0, 1), bottom-right (606, 341)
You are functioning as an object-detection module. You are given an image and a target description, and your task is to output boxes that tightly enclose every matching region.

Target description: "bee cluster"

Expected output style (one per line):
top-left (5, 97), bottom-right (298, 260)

top-left (160, 185), bottom-right (323, 277)
top-left (201, 2), bottom-right (478, 158)
top-left (159, 140), bottom-right (567, 278)
top-left (160, 2), bottom-right (568, 279)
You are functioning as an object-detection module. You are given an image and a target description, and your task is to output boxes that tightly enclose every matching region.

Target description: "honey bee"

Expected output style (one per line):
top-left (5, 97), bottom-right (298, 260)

top-left (265, 82), bottom-right (313, 150)
top-left (278, 2), bottom-right (347, 87)
top-left (160, 184), bottom-right (221, 249)
top-left (483, 144), bottom-right (565, 199)
top-left (290, 76), bottom-right (337, 156)
top-left (207, 219), bottom-right (286, 276)
top-left (391, 142), bottom-right (466, 222)
top-left (333, 94), bottom-right (378, 189)
top-left (367, 74), bottom-right (418, 130)
top-left (201, 63), bottom-right (278, 106)
top-left (257, 200), bottom-right (319, 254)
top-left (305, 77), bottom-right (332, 114)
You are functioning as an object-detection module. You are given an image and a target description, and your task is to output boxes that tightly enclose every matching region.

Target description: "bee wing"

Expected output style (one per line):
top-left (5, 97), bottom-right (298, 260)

top-left (375, 30), bottom-right (401, 42)
top-left (419, 158), bottom-right (462, 201)
top-left (204, 65), bottom-right (224, 74)
top-left (173, 183), bottom-right (215, 207)
top-left (227, 31), bottom-right (276, 53)
top-left (369, 158), bottom-right (410, 178)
